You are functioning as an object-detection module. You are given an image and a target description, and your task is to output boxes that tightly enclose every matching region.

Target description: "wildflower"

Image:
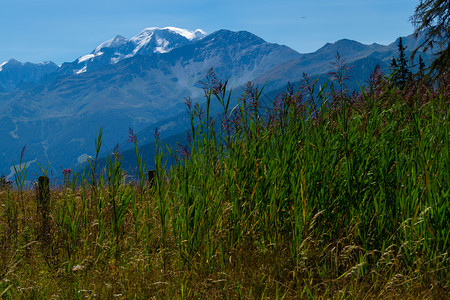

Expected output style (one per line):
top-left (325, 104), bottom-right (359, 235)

top-left (20, 145), bottom-right (26, 161)
top-left (128, 127), bottom-right (137, 143)
top-left (61, 168), bottom-right (72, 175)
top-left (327, 52), bottom-right (352, 99)
top-left (243, 82), bottom-right (260, 114)
top-left (194, 103), bottom-right (205, 120)
top-left (72, 264), bottom-right (84, 272)
top-left (328, 52), bottom-right (352, 84)
top-left (231, 110), bottom-right (242, 134)
top-left (221, 113), bottom-right (232, 135)
top-left (112, 143), bottom-right (121, 159)
top-left (199, 68), bottom-right (225, 96)
top-left (184, 97), bottom-right (193, 111)
top-left (154, 127), bottom-right (160, 143)
top-left (61, 167), bottom-right (72, 187)
top-left (176, 143), bottom-right (190, 159)
top-left (367, 64), bottom-right (383, 88)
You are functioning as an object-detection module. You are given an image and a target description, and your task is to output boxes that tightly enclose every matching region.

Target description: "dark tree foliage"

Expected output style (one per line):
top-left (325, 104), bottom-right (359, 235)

top-left (391, 57), bottom-right (398, 72)
top-left (390, 37), bottom-right (412, 88)
top-left (410, 0), bottom-right (450, 77)
top-left (417, 55), bottom-right (427, 80)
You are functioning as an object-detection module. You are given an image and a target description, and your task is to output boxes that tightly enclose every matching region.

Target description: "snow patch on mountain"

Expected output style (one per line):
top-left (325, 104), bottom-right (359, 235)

top-left (94, 35), bottom-right (128, 54)
top-left (78, 52), bottom-right (103, 63)
top-left (7, 159), bottom-right (37, 180)
top-left (36, 61), bottom-right (55, 66)
top-left (111, 53), bottom-right (127, 64)
top-left (131, 29), bottom-right (153, 44)
top-left (131, 31), bottom-right (154, 55)
top-left (9, 121), bottom-right (19, 139)
top-left (75, 66), bottom-right (87, 74)
top-left (155, 38), bottom-right (170, 53)
top-left (78, 54), bottom-right (95, 63)
top-left (164, 27), bottom-right (207, 40)
top-left (0, 61), bottom-right (6, 71)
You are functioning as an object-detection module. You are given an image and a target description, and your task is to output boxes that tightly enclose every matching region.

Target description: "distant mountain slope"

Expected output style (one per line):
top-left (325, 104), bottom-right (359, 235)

top-left (0, 59), bottom-right (59, 92)
top-left (0, 28), bottom-right (300, 177)
top-left (255, 33), bottom-right (431, 91)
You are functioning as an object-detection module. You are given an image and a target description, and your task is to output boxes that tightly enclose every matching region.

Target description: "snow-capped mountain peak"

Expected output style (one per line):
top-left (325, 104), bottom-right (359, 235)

top-left (67, 26), bottom-right (207, 74)
top-left (94, 35), bottom-right (129, 54)
top-left (130, 29), bottom-right (155, 55)
top-left (133, 26), bottom-right (206, 42)
top-left (129, 26), bottom-right (207, 55)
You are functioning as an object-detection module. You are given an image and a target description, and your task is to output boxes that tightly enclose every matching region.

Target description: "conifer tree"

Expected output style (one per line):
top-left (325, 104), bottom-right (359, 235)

top-left (390, 58), bottom-right (398, 78)
top-left (390, 37), bottom-right (412, 88)
top-left (417, 55), bottom-right (427, 80)
top-left (410, 0), bottom-right (450, 78)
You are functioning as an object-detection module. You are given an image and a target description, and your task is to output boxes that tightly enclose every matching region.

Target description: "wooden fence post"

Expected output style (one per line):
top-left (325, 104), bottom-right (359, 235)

top-left (37, 176), bottom-right (50, 245)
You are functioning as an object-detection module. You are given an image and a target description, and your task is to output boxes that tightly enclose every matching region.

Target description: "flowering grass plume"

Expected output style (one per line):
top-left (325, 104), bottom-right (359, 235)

top-left (127, 127), bottom-right (137, 144)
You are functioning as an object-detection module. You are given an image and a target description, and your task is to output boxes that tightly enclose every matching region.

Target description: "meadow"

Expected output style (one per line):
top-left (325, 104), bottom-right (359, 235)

top-left (0, 64), bottom-right (449, 299)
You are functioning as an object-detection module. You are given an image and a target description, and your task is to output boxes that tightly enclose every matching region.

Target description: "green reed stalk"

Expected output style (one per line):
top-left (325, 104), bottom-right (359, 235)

top-left (12, 146), bottom-right (28, 218)
top-left (106, 150), bottom-right (131, 261)
top-left (154, 135), bottom-right (168, 267)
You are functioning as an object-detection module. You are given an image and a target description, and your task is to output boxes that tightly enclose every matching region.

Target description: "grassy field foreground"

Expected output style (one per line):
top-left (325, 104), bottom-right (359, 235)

top-left (0, 67), bottom-right (449, 299)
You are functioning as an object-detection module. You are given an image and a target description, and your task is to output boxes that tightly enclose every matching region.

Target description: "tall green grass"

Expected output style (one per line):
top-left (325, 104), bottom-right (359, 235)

top-left (0, 67), bottom-right (448, 298)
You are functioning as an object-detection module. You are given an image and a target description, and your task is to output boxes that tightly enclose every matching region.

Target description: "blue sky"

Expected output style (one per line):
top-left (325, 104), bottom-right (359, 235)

top-left (0, 0), bottom-right (418, 64)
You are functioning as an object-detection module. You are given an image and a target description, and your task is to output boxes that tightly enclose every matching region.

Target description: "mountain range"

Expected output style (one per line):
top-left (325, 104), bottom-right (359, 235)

top-left (0, 27), bottom-right (429, 179)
